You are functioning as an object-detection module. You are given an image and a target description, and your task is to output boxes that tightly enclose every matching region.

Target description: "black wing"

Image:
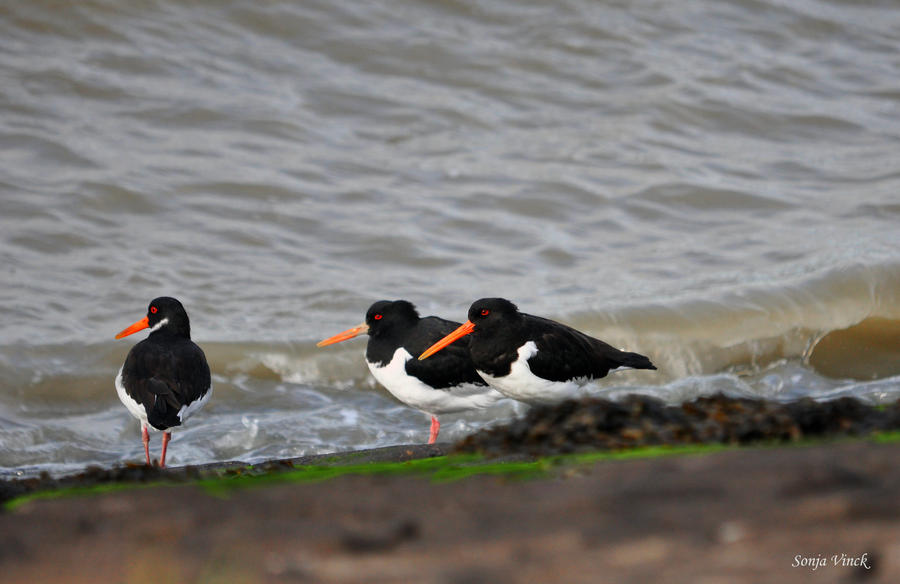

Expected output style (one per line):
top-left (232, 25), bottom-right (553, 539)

top-left (122, 338), bottom-right (211, 430)
top-left (525, 315), bottom-right (655, 383)
top-left (403, 316), bottom-right (487, 389)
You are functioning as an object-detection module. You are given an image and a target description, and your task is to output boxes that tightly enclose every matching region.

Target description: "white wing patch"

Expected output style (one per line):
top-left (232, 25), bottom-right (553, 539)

top-left (178, 384), bottom-right (212, 423)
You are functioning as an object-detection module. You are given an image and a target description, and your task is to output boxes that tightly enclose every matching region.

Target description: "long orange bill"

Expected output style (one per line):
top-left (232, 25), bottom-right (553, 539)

top-left (115, 316), bottom-right (150, 339)
top-left (316, 323), bottom-right (369, 347)
top-left (418, 320), bottom-right (475, 360)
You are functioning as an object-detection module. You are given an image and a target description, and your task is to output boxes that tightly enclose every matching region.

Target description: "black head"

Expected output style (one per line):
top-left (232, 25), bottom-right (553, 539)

top-left (416, 298), bottom-right (521, 361)
top-left (466, 298), bottom-right (521, 334)
top-left (318, 300), bottom-right (420, 348)
top-left (147, 297), bottom-right (191, 336)
top-left (115, 296), bottom-right (192, 340)
top-left (365, 300), bottom-right (420, 336)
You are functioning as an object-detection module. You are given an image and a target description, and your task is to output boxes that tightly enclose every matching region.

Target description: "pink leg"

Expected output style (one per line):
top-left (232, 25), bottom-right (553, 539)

top-left (141, 425), bottom-right (151, 466)
top-left (160, 432), bottom-right (171, 468)
top-left (428, 416), bottom-right (440, 444)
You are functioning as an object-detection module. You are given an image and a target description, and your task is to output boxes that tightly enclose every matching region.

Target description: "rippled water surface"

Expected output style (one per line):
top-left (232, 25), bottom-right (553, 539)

top-left (2, 0), bottom-right (900, 477)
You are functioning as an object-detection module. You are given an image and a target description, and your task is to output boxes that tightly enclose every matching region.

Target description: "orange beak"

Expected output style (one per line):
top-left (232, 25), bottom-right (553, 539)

top-left (316, 322), bottom-right (369, 347)
top-left (418, 320), bottom-right (475, 360)
top-left (115, 316), bottom-right (150, 339)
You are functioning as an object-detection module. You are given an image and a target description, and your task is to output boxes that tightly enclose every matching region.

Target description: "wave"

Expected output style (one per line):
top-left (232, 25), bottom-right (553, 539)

top-left (2, 266), bottom-right (899, 478)
top-left (571, 263), bottom-right (900, 382)
top-left (3, 264), bottom-right (899, 405)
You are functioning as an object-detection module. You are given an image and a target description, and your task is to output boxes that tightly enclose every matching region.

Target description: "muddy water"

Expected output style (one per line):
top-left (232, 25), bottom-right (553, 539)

top-left (2, 0), bottom-right (899, 476)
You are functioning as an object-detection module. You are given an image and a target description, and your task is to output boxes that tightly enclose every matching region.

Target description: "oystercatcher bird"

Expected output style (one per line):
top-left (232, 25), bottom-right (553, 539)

top-left (419, 298), bottom-right (656, 404)
top-left (317, 300), bottom-right (506, 444)
top-left (114, 297), bottom-right (211, 467)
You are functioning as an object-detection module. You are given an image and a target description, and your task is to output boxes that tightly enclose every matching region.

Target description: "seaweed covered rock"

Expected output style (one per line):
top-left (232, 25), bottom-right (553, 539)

top-left (454, 394), bottom-right (900, 456)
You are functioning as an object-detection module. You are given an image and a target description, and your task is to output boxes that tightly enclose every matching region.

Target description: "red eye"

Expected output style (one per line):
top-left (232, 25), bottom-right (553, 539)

top-left (150, 306), bottom-right (158, 314)
top-left (480, 309), bottom-right (489, 316)
top-left (374, 314), bottom-right (382, 320)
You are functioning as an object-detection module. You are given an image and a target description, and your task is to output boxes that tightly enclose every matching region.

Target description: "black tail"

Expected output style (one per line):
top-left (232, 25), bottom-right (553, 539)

top-left (618, 351), bottom-right (656, 371)
top-left (143, 378), bottom-right (184, 431)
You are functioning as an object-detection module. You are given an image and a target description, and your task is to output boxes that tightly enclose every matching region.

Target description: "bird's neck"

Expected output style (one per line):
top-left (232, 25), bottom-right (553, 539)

top-left (151, 322), bottom-right (191, 340)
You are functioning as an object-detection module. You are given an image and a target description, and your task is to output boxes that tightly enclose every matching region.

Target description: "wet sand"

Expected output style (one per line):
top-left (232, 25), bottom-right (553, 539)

top-left (1, 396), bottom-right (898, 583)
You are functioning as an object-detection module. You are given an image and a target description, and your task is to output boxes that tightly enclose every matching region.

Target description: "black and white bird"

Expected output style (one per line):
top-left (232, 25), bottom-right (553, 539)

top-left (419, 297), bottom-right (656, 404)
top-left (317, 300), bottom-right (506, 444)
top-left (114, 297), bottom-right (212, 467)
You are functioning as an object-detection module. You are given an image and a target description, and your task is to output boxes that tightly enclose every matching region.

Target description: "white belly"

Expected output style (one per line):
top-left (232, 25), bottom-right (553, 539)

top-left (368, 348), bottom-right (506, 416)
top-left (477, 341), bottom-right (594, 405)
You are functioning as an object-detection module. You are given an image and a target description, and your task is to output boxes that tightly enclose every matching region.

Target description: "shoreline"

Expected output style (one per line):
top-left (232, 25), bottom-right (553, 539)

top-left (3, 393), bottom-right (899, 506)
top-left (0, 443), bottom-right (455, 506)
top-left (1, 394), bottom-right (898, 582)
top-left (1, 437), bottom-right (898, 583)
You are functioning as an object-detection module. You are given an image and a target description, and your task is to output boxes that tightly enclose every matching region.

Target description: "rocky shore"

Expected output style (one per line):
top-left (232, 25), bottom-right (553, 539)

top-left (1, 395), bottom-right (898, 583)
top-left (455, 393), bottom-right (900, 455)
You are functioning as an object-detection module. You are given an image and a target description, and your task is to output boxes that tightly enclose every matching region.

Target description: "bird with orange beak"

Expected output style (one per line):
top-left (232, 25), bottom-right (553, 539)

top-left (115, 297), bottom-right (211, 467)
top-left (420, 298), bottom-right (656, 404)
top-left (318, 300), bottom-right (506, 444)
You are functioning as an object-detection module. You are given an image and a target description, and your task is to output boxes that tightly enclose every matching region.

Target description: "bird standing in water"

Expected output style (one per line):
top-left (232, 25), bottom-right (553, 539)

top-left (115, 297), bottom-right (211, 467)
top-left (318, 300), bottom-right (507, 443)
